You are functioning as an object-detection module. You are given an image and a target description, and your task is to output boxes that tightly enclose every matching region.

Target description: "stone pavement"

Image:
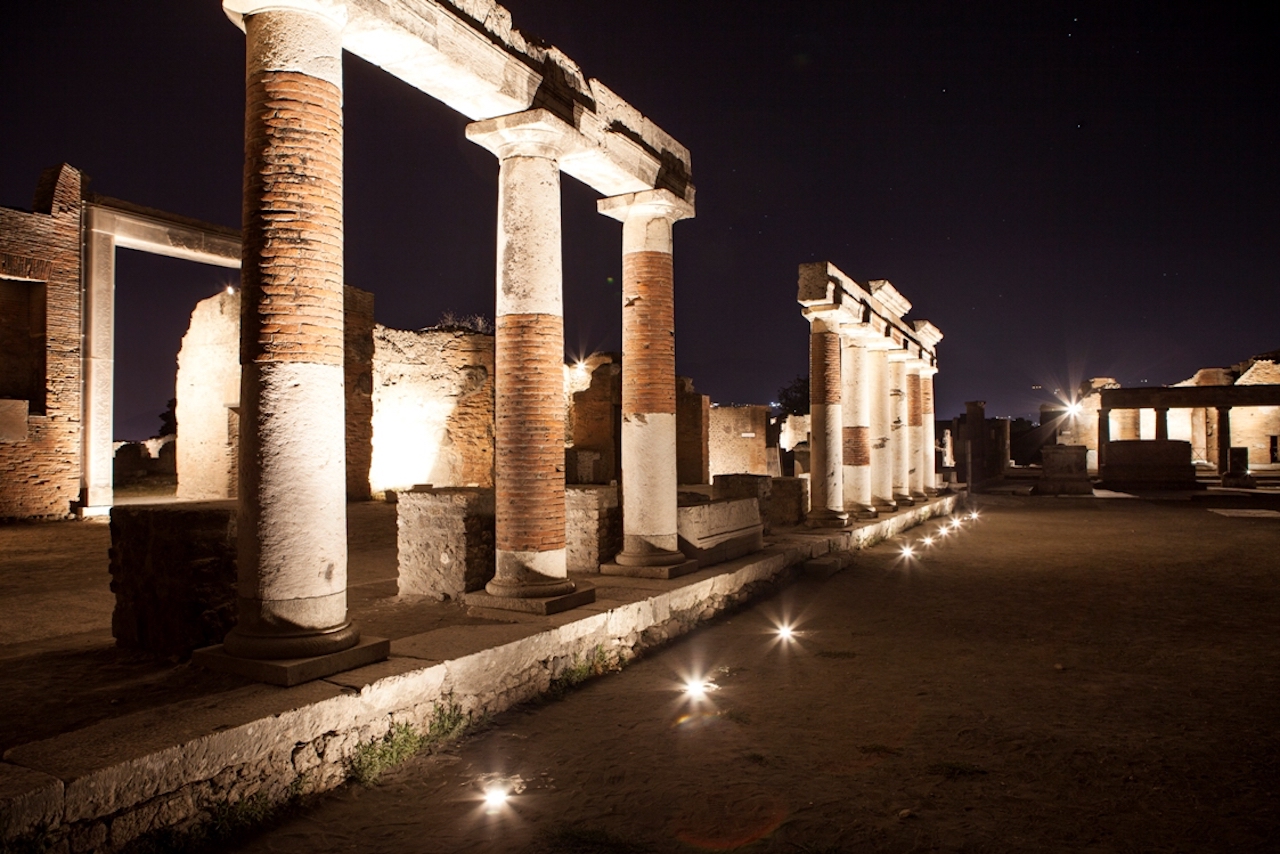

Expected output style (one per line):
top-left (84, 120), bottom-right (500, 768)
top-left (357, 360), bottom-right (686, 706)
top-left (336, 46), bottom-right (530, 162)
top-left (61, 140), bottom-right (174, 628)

top-left (0, 495), bottom-right (957, 850)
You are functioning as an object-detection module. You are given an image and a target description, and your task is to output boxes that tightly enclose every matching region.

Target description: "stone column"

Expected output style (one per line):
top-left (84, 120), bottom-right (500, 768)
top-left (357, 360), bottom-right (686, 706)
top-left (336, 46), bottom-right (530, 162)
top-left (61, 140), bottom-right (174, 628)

top-left (597, 189), bottom-right (696, 572)
top-left (466, 109), bottom-right (582, 601)
top-left (840, 335), bottom-right (875, 518)
top-left (81, 211), bottom-right (116, 517)
top-left (1216, 406), bottom-right (1231, 473)
top-left (888, 351), bottom-right (914, 505)
top-left (1097, 407), bottom-right (1111, 467)
top-left (223, 0), bottom-right (358, 661)
top-left (906, 362), bottom-right (926, 500)
top-left (807, 316), bottom-right (848, 527)
top-left (868, 344), bottom-right (896, 511)
top-left (1154, 407), bottom-right (1169, 441)
top-left (920, 365), bottom-right (938, 494)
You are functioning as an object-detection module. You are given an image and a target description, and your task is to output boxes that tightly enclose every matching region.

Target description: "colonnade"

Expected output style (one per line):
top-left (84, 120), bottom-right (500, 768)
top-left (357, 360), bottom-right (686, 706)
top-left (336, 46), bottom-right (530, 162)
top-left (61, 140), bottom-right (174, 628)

top-left (220, 0), bottom-right (695, 668)
top-left (798, 262), bottom-right (942, 527)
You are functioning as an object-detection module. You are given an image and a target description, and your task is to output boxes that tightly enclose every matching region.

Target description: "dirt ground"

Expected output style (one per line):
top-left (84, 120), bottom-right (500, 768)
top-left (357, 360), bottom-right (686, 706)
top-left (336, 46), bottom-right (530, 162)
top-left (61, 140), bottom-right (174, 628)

top-left (224, 494), bottom-right (1280, 853)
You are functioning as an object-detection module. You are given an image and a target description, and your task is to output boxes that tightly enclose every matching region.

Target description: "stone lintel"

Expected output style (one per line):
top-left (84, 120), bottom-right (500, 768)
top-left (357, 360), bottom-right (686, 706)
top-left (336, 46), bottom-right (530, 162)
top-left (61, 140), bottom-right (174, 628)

top-left (86, 202), bottom-right (240, 269)
top-left (462, 583), bottom-right (597, 615)
top-left (192, 636), bottom-right (390, 687)
top-left (599, 558), bottom-right (700, 580)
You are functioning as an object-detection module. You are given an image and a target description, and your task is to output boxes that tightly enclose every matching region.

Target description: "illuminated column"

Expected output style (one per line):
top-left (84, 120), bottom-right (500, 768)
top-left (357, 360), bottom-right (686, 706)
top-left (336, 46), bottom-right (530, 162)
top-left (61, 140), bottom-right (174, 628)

top-left (868, 343), bottom-right (896, 511)
top-left (906, 362), bottom-right (926, 500)
top-left (598, 189), bottom-right (695, 570)
top-left (840, 335), bottom-right (875, 518)
top-left (81, 213), bottom-right (116, 516)
top-left (920, 365), bottom-right (938, 494)
top-left (467, 109), bottom-right (580, 600)
top-left (888, 350), bottom-right (914, 505)
top-left (223, 0), bottom-right (357, 660)
top-left (807, 316), bottom-right (848, 527)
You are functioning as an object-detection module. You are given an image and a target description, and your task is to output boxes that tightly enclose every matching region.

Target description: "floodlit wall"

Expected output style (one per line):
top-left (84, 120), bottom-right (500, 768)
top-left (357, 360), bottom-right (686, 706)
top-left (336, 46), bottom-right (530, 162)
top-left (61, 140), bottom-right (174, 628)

top-left (176, 292), bottom-right (241, 500)
top-left (0, 166), bottom-right (83, 519)
top-left (708, 405), bottom-right (769, 477)
top-left (369, 327), bottom-right (495, 494)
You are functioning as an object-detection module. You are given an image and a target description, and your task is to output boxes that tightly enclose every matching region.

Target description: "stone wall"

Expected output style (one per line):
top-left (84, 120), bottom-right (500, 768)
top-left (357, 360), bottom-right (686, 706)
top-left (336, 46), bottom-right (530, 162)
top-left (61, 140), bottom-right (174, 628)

top-left (675, 378), bottom-right (709, 485)
top-left (566, 484), bottom-right (621, 571)
top-left (370, 327), bottom-right (494, 495)
top-left (1233, 360), bottom-right (1280, 466)
top-left (397, 487), bottom-right (495, 600)
top-left (344, 288), bottom-right (376, 499)
top-left (0, 166), bottom-right (84, 519)
top-left (708, 404), bottom-right (769, 477)
top-left (565, 356), bottom-right (620, 484)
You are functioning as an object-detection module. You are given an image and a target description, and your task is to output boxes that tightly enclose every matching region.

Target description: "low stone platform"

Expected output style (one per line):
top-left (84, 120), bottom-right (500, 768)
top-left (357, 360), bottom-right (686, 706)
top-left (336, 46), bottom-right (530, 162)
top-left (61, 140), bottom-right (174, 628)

top-left (0, 495), bottom-right (956, 850)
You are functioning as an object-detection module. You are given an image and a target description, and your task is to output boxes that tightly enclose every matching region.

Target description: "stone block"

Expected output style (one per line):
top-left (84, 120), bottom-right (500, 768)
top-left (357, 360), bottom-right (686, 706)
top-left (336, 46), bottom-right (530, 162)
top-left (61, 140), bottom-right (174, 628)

top-left (397, 487), bottom-right (495, 600)
top-left (0, 399), bottom-right (28, 442)
top-left (1033, 444), bottom-right (1093, 495)
top-left (108, 502), bottom-right (238, 659)
top-left (566, 484), bottom-right (620, 571)
top-left (677, 497), bottom-right (764, 567)
top-left (0, 763), bottom-right (63, 841)
top-left (714, 473), bottom-right (772, 533)
top-left (768, 476), bottom-right (809, 527)
top-left (1099, 440), bottom-right (1197, 490)
top-left (1222, 447), bottom-right (1257, 488)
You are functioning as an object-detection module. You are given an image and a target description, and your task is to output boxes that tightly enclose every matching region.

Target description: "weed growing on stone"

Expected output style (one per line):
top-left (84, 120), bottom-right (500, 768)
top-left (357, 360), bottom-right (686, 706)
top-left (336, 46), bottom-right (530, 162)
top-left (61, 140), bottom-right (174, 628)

top-left (548, 645), bottom-right (614, 699)
top-left (118, 780), bottom-right (307, 854)
top-left (348, 697), bottom-right (472, 786)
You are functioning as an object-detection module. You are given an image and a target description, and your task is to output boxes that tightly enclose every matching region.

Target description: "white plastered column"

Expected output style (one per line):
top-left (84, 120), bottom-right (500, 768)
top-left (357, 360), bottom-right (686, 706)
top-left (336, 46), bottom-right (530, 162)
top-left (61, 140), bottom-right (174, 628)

top-left (920, 365), bottom-right (939, 494)
top-left (223, 0), bottom-right (357, 660)
top-left (598, 189), bottom-right (694, 566)
top-left (888, 350), bottom-right (914, 505)
top-left (867, 342), bottom-right (896, 511)
top-left (467, 109), bottom-right (579, 597)
top-left (907, 360), bottom-right (927, 500)
top-left (840, 332), bottom-right (875, 517)
top-left (81, 212), bottom-right (116, 516)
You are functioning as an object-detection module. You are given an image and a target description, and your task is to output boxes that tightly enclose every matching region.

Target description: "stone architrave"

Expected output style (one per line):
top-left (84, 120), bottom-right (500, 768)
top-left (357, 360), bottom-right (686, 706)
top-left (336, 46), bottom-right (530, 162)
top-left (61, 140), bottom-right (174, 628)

top-left (805, 314), bottom-right (848, 527)
top-left (840, 334), bottom-right (876, 518)
top-left (888, 349), bottom-right (914, 506)
top-left (465, 109), bottom-right (592, 608)
top-left (220, 0), bottom-right (367, 664)
top-left (597, 189), bottom-right (698, 575)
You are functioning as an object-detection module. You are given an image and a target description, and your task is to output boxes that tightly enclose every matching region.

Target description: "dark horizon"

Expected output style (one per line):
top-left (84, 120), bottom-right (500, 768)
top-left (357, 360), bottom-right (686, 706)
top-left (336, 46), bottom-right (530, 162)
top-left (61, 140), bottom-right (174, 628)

top-left (3, 1), bottom-right (1275, 440)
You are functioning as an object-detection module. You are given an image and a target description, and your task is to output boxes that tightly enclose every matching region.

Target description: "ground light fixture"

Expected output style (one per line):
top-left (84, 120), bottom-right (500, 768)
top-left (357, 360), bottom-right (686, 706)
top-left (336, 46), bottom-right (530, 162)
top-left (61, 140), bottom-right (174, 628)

top-left (922, 536), bottom-right (934, 547)
top-left (483, 787), bottom-right (509, 808)
top-left (900, 544), bottom-right (915, 559)
top-left (776, 624), bottom-right (795, 641)
top-left (683, 679), bottom-right (713, 699)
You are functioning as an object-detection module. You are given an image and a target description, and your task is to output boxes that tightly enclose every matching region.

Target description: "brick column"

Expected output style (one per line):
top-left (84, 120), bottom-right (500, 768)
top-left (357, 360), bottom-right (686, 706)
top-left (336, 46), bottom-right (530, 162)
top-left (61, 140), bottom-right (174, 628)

top-left (223, 0), bottom-right (357, 660)
top-left (888, 350), bottom-right (914, 506)
top-left (840, 335), bottom-right (876, 518)
top-left (598, 190), bottom-right (696, 570)
top-left (467, 109), bottom-right (580, 600)
top-left (868, 343), bottom-right (896, 511)
top-left (920, 366), bottom-right (939, 494)
top-left (906, 362), bottom-right (926, 500)
top-left (807, 316), bottom-right (848, 527)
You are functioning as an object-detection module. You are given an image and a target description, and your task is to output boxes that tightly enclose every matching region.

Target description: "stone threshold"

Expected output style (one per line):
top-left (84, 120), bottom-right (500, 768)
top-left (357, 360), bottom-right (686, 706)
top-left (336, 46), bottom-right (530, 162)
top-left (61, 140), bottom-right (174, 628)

top-left (0, 495), bottom-right (957, 851)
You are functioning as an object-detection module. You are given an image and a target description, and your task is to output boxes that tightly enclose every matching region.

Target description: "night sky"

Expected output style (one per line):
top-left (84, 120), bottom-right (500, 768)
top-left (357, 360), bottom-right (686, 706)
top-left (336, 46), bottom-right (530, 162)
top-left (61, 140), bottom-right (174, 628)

top-left (3, 2), bottom-right (1275, 440)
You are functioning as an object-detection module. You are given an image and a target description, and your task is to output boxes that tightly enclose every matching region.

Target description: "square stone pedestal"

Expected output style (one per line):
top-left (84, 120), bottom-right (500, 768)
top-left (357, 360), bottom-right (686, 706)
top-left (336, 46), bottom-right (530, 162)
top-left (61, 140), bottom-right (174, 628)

top-left (192, 636), bottom-right (390, 687)
top-left (462, 583), bottom-right (596, 615)
top-left (599, 558), bottom-right (700, 580)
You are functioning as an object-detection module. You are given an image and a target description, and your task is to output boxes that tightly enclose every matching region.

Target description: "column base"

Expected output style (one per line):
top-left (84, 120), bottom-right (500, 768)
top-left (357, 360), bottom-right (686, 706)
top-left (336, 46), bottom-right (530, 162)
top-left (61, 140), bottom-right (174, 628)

top-left (873, 497), bottom-right (898, 513)
top-left (600, 558), bottom-right (700, 580)
top-left (223, 621), bottom-right (361, 660)
top-left (893, 492), bottom-right (915, 507)
top-left (463, 582), bottom-right (596, 615)
top-left (192, 635), bottom-right (390, 687)
top-left (910, 490), bottom-right (928, 502)
top-left (613, 545), bottom-right (687, 568)
top-left (923, 486), bottom-right (940, 497)
top-left (806, 509), bottom-right (850, 528)
top-left (848, 504), bottom-right (879, 520)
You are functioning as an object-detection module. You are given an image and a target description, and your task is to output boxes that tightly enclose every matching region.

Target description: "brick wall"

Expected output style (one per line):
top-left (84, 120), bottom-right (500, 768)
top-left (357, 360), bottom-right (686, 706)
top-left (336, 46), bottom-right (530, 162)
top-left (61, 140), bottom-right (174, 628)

top-left (676, 379), bottom-right (709, 485)
top-left (566, 358), bottom-right (621, 484)
top-left (0, 166), bottom-right (83, 519)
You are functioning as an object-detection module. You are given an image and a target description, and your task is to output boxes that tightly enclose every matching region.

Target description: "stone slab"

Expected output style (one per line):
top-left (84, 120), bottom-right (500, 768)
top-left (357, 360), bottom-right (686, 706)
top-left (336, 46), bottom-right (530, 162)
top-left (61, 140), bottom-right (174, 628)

top-left (191, 636), bottom-right (391, 687)
top-left (462, 584), bottom-right (596, 615)
top-left (0, 762), bottom-right (63, 841)
top-left (391, 624), bottom-right (540, 662)
top-left (598, 558), bottom-right (700, 580)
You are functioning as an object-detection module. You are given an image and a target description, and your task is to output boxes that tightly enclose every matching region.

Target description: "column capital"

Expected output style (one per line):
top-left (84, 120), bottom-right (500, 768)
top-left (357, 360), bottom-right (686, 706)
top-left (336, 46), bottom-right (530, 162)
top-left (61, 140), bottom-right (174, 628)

top-left (597, 188), bottom-right (695, 224)
top-left (887, 347), bottom-right (915, 362)
top-left (466, 108), bottom-right (583, 161)
top-left (224, 0), bottom-right (348, 30)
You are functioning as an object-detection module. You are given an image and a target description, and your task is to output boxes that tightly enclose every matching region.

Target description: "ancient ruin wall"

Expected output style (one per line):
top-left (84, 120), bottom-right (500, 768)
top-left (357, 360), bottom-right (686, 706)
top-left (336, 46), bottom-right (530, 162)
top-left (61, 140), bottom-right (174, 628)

top-left (1233, 360), bottom-right (1280, 465)
top-left (708, 404), bottom-right (769, 477)
top-left (369, 326), bottom-right (495, 494)
top-left (176, 292), bottom-right (241, 500)
top-left (676, 380), bottom-right (710, 485)
top-left (0, 166), bottom-right (83, 519)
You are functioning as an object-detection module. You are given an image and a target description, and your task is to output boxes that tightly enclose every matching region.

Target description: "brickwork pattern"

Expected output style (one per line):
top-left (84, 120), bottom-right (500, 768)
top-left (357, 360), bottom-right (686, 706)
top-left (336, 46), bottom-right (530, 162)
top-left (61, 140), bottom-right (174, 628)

top-left (241, 70), bottom-right (344, 367)
top-left (621, 251), bottom-right (676, 415)
top-left (0, 166), bottom-right (83, 519)
top-left (843, 425), bottom-right (871, 466)
top-left (495, 313), bottom-right (565, 553)
top-left (907, 373), bottom-right (923, 426)
top-left (921, 375), bottom-right (935, 415)
top-left (566, 361), bottom-right (620, 484)
top-left (809, 331), bottom-right (841, 406)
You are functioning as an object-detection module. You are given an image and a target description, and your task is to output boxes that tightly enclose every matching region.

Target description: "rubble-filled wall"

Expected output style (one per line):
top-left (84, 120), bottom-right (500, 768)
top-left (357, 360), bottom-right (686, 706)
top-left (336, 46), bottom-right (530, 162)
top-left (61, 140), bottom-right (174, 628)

top-left (175, 287), bottom-right (377, 499)
top-left (564, 354), bottom-right (620, 484)
top-left (1232, 358), bottom-right (1280, 465)
top-left (676, 378), bottom-right (709, 485)
top-left (708, 404), bottom-right (769, 477)
top-left (370, 326), bottom-right (494, 495)
top-left (0, 166), bottom-right (83, 519)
